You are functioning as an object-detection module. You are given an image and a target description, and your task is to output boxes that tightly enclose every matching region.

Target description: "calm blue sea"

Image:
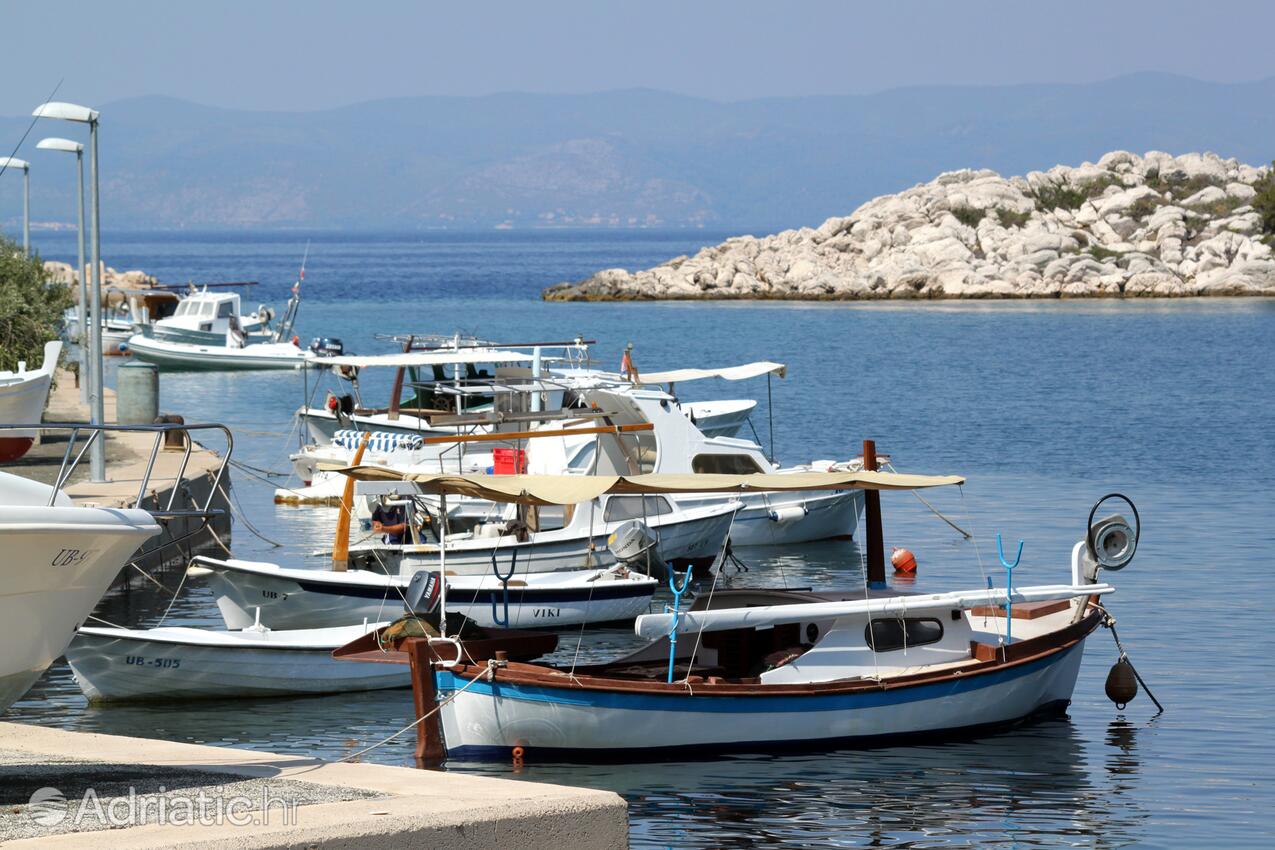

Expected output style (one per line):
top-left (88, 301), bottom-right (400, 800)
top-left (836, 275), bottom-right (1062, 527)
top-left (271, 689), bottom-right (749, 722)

top-left (10, 229), bottom-right (1275, 848)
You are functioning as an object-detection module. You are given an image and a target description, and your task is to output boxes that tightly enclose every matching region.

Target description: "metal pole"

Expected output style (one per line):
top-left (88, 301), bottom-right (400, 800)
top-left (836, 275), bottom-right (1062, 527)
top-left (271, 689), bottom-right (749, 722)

top-left (22, 166), bottom-right (29, 255)
top-left (75, 150), bottom-right (88, 404)
top-left (88, 119), bottom-right (105, 482)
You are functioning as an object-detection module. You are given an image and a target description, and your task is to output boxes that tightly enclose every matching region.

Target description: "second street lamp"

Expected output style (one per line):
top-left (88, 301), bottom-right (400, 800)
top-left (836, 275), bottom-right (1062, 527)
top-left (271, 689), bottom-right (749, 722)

top-left (37, 138), bottom-right (89, 404)
top-left (33, 100), bottom-right (105, 481)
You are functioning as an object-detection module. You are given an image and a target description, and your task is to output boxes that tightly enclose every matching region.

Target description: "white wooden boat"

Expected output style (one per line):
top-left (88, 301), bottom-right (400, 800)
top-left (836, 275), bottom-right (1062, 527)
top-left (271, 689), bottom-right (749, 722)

top-left (125, 334), bottom-right (312, 371)
top-left (0, 340), bottom-right (61, 462)
top-left (0, 459), bottom-right (159, 710)
top-left (331, 461), bottom-right (1144, 761)
top-left (192, 557), bottom-right (658, 630)
top-left (65, 621), bottom-right (407, 701)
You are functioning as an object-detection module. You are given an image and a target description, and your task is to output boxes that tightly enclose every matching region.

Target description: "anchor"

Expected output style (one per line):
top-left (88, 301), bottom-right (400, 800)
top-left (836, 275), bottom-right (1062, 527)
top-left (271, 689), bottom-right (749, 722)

top-left (490, 547), bottom-right (517, 628)
top-left (665, 565), bottom-right (692, 684)
top-left (996, 533), bottom-right (1023, 644)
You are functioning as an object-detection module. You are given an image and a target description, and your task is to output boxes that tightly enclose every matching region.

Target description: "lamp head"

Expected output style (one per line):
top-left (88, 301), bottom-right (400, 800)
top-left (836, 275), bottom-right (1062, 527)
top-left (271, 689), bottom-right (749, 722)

top-left (32, 101), bottom-right (99, 123)
top-left (0, 157), bottom-right (30, 173)
top-left (37, 137), bottom-right (83, 154)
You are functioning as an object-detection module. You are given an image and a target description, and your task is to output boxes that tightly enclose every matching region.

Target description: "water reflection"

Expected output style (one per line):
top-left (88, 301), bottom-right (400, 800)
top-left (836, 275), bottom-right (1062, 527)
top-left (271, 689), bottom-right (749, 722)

top-left (450, 718), bottom-right (1147, 849)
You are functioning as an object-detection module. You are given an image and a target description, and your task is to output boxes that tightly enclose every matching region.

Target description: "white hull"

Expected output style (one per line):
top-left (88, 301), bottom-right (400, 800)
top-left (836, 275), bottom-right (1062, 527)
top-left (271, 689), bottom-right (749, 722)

top-left (437, 639), bottom-right (1087, 757)
top-left (725, 490), bottom-right (862, 545)
top-left (0, 472), bottom-right (159, 711)
top-left (126, 334), bottom-right (310, 371)
top-left (199, 559), bottom-right (657, 630)
top-left (0, 341), bottom-right (60, 462)
top-left (66, 623), bottom-right (408, 701)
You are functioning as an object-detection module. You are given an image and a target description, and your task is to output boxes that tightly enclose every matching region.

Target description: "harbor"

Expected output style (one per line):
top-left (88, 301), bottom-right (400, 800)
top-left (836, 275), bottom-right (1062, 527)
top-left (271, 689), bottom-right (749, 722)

top-left (2, 5), bottom-right (1274, 844)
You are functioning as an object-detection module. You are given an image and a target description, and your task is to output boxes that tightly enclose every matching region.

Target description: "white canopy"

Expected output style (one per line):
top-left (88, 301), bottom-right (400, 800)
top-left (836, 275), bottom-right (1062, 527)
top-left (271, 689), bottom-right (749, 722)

top-left (311, 348), bottom-right (534, 368)
top-left (639, 361), bottom-right (786, 385)
top-left (338, 468), bottom-right (965, 505)
top-left (633, 583), bottom-right (1114, 639)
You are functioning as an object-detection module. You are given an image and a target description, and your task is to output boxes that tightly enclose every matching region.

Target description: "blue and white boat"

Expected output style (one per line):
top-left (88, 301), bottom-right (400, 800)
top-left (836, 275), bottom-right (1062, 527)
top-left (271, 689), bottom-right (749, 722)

top-left (357, 465), bottom-right (1142, 760)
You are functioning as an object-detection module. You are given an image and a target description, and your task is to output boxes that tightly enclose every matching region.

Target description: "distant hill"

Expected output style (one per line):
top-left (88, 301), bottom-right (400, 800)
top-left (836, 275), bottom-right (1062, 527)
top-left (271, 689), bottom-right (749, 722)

top-left (2, 74), bottom-right (1273, 232)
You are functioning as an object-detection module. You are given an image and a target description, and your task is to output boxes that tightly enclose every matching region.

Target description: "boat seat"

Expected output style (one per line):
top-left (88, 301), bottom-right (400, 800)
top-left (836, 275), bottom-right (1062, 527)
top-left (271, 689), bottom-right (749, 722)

top-left (969, 599), bottom-right (1070, 620)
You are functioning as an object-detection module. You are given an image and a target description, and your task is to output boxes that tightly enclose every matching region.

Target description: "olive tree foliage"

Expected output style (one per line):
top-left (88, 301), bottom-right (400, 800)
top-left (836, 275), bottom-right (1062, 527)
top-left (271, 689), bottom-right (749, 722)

top-left (0, 235), bottom-right (71, 372)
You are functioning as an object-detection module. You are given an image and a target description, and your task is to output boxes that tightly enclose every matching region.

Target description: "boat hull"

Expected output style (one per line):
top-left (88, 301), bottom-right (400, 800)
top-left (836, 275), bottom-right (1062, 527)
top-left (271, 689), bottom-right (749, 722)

top-left (724, 490), bottom-right (862, 546)
top-left (437, 636), bottom-right (1090, 759)
top-left (126, 335), bottom-right (308, 371)
top-left (201, 560), bottom-right (657, 630)
top-left (0, 501), bottom-right (159, 711)
top-left (0, 341), bottom-right (60, 462)
top-left (65, 628), bottom-right (409, 701)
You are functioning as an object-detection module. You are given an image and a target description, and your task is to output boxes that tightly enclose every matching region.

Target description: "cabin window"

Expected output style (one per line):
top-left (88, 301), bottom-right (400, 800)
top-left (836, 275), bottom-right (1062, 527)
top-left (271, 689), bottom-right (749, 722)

top-left (604, 496), bottom-right (673, 522)
top-left (216, 301), bottom-right (234, 318)
top-left (199, 301), bottom-right (215, 318)
top-left (691, 453), bottom-right (764, 474)
top-left (864, 618), bottom-right (944, 652)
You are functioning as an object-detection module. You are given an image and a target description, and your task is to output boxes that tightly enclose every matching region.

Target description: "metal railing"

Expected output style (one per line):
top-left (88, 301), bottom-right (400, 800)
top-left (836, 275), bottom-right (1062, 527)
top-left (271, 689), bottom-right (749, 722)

top-left (0, 421), bottom-right (233, 517)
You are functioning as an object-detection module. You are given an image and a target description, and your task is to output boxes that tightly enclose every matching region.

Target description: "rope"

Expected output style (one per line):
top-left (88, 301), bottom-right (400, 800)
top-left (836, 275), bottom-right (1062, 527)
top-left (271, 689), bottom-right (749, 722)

top-left (1100, 606), bottom-right (1165, 714)
top-left (884, 461), bottom-right (971, 539)
top-left (682, 507), bottom-right (737, 682)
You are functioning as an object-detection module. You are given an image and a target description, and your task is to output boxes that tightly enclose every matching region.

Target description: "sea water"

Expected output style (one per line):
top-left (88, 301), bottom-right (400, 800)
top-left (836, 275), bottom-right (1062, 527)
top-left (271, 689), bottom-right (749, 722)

top-left (9, 230), bottom-right (1274, 848)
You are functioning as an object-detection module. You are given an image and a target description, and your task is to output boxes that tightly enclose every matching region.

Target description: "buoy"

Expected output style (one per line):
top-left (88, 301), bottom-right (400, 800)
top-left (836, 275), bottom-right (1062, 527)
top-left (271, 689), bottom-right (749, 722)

top-left (1105, 656), bottom-right (1138, 709)
top-left (891, 547), bottom-right (917, 574)
top-left (511, 745), bottom-right (525, 768)
top-left (326, 392), bottom-right (339, 412)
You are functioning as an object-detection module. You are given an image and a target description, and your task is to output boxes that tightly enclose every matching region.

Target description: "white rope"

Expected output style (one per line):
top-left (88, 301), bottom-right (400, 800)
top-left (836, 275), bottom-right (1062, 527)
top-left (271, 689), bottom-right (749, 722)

top-left (321, 663), bottom-right (496, 766)
top-left (681, 506), bottom-right (738, 684)
top-left (958, 485), bottom-right (1005, 646)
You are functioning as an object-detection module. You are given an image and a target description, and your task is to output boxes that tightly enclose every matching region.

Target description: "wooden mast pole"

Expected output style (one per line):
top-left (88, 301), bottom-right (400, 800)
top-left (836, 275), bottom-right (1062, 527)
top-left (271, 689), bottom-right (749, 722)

top-left (387, 334), bottom-right (414, 421)
top-left (332, 431), bottom-right (371, 571)
top-left (863, 439), bottom-right (887, 589)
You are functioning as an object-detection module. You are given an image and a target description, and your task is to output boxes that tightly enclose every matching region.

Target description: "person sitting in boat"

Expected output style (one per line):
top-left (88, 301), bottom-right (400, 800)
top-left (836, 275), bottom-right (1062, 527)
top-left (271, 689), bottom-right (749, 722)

top-left (227, 313), bottom-right (247, 349)
top-left (371, 500), bottom-right (409, 545)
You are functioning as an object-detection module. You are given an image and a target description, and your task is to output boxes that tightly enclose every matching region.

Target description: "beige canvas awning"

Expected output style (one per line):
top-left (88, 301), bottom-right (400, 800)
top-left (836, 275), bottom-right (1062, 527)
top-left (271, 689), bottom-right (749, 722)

top-left (336, 468), bottom-right (965, 505)
top-left (638, 361), bottom-right (786, 385)
top-left (312, 348), bottom-right (534, 368)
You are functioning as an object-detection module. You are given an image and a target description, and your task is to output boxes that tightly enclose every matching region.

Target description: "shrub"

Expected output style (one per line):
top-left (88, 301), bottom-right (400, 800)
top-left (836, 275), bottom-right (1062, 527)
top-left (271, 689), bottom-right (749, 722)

top-left (1031, 179), bottom-right (1088, 211)
top-left (1087, 245), bottom-right (1122, 262)
top-left (950, 205), bottom-right (986, 227)
top-left (1249, 162), bottom-right (1275, 239)
top-left (995, 207), bottom-right (1031, 228)
top-left (1128, 195), bottom-right (1161, 220)
top-left (0, 236), bottom-right (69, 372)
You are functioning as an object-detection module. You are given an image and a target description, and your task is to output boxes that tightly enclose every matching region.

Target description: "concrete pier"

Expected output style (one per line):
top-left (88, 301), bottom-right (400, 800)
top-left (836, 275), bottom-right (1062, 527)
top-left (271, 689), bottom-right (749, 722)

top-left (0, 722), bottom-right (627, 848)
top-left (9, 369), bottom-right (232, 574)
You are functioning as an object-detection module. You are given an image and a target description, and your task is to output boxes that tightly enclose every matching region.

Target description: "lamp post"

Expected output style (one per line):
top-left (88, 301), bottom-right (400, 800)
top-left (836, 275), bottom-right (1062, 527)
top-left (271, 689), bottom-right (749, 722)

top-left (33, 101), bottom-right (104, 481)
top-left (37, 138), bottom-right (88, 404)
top-left (0, 157), bottom-right (30, 255)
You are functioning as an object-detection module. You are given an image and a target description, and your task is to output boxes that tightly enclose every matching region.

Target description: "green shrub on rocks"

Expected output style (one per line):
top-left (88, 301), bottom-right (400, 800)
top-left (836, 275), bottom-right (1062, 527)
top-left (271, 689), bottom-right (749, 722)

top-left (1250, 162), bottom-right (1275, 240)
top-left (995, 207), bottom-right (1031, 228)
top-left (950, 205), bottom-right (986, 227)
top-left (0, 235), bottom-right (70, 372)
top-left (1031, 179), bottom-right (1088, 211)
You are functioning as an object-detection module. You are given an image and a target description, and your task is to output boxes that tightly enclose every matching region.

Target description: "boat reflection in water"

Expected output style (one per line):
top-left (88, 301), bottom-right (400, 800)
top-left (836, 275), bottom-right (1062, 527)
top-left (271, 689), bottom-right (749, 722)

top-left (450, 717), bottom-right (1146, 849)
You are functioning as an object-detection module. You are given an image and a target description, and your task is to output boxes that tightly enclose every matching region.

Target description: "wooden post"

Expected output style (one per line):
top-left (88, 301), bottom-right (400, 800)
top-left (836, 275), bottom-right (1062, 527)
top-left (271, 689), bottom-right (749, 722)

top-left (332, 431), bottom-right (371, 571)
top-left (863, 439), bottom-right (886, 589)
top-left (387, 335), bottom-right (413, 421)
top-left (407, 638), bottom-right (446, 765)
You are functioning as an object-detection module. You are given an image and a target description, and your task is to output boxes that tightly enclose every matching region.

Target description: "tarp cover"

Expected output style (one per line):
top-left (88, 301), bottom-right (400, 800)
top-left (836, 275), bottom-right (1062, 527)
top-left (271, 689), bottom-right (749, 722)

top-left (311, 348), bottom-right (534, 368)
top-left (336, 468), bottom-right (965, 505)
top-left (639, 361), bottom-right (786, 385)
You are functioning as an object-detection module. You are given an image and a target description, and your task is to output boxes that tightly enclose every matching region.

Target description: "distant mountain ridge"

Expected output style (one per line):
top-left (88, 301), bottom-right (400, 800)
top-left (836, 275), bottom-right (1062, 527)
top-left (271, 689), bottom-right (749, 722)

top-left (2, 74), bottom-right (1274, 232)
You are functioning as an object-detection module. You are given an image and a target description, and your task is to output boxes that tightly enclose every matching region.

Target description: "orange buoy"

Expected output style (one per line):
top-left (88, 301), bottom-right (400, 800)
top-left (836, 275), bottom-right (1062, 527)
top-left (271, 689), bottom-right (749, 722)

top-left (891, 547), bottom-right (917, 574)
top-left (512, 745), bottom-right (525, 768)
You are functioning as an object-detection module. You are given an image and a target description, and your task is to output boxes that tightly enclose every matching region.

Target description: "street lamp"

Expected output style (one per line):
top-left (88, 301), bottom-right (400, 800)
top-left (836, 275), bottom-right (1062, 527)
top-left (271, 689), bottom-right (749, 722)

top-left (37, 138), bottom-right (88, 404)
top-left (0, 157), bottom-right (30, 255)
top-left (33, 101), bottom-right (105, 482)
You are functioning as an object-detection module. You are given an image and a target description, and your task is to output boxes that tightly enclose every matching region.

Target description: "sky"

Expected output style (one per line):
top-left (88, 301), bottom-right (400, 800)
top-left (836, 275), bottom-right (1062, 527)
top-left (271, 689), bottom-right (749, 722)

top-left (3, 0), bottom-right (1275, 115)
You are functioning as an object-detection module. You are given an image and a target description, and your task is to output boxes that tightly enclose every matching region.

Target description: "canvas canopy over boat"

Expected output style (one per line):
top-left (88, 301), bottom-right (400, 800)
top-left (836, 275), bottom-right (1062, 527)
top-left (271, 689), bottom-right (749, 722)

top-left (334, 448), bottom-right (1149, 762)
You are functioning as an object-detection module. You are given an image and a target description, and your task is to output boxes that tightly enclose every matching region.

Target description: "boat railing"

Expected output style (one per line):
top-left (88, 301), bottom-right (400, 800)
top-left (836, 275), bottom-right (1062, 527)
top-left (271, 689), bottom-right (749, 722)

top-left (0, 421), bottom-right (233, 517)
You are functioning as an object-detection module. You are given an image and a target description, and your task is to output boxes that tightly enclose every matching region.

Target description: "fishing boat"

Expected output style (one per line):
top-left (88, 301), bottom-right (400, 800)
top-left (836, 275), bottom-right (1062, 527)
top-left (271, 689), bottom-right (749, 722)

top-left (65, 621), bottom-right (409, 701)
top-left (332, 452), bottom-right (1143, 761)
top-left (0, 340), bottom-right (61, 462)
top-left (192, 557), bottom-right (659, 630)
top-left (125, 270), bottom-right (312, 371)
top-left (0, 421), bottom-right (231, 711)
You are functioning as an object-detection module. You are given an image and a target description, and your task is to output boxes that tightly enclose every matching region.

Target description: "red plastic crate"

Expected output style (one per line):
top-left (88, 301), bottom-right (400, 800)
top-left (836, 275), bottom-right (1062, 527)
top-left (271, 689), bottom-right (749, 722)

top-left (493, 448), bottom-right (527, 475)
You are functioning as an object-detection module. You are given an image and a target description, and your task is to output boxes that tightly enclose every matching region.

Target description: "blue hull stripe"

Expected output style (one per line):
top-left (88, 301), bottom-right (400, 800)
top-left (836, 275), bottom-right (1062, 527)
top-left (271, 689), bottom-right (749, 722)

top-left (296, 579), bottom-right (651, 604)
top-left (437, 641), bottom-right (1081, 714)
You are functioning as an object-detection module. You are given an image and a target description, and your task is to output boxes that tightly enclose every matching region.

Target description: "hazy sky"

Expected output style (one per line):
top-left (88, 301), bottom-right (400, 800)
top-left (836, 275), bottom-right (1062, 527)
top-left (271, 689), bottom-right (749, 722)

top-left (3, 0), bottom-right (1274, 114)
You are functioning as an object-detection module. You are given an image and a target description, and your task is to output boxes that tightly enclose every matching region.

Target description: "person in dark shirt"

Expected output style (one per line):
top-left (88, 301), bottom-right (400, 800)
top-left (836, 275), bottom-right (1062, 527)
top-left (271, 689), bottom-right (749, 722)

top-left (371, 501), bottom-right (408, 545)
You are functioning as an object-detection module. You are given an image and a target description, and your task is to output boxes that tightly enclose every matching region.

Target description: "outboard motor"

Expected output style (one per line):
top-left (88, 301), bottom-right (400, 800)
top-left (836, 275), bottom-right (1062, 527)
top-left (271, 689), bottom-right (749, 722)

top-left (309, 337), bottom-right (345, 358)
top-left (607, 520), bottom-right (662, 574)
top-left (403, 570), bottom-right (442, 616)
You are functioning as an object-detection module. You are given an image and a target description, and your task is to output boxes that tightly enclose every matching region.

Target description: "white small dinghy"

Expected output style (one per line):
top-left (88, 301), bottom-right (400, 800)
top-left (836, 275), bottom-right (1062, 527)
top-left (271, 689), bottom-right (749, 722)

top-left (65, 620), bottom-right (407, 701)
